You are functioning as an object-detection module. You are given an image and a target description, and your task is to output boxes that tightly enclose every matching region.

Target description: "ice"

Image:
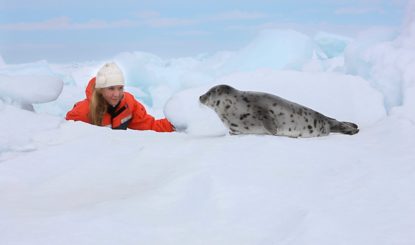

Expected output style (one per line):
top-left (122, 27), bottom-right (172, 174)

top-left (314, 31), bottom-right (352, 59)
top-left (112, 51), bottom-right (215, 108)
top-left (222, 29), bottom-right (316, 72)
top-left (343, 2), bottom-right (415, 112)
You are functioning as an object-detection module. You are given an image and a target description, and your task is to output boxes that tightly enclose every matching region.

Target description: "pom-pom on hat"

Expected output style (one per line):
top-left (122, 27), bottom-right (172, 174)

top-left (95, 62), bottom-right (125, 88)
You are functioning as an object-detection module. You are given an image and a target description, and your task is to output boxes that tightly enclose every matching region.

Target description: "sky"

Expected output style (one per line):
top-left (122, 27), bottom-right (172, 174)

top-left (0, 0), bottom-right (409, 64)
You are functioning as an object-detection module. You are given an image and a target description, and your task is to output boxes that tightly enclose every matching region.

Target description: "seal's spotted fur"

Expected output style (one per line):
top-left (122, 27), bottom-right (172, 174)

top-left (199, 84), bottom-right (359, 137)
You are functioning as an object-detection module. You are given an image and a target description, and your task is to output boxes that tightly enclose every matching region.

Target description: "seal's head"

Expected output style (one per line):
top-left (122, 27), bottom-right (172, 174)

top-left (199, 84), bottom-right (235, 108)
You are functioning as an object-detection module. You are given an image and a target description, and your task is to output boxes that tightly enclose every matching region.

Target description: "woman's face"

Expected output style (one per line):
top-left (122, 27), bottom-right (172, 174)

top-left (101, 85), bottom-right (124, 106)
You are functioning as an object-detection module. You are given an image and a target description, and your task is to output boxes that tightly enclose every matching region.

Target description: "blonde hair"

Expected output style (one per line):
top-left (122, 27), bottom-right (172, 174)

top-left (89, 88), bottom-right (108, 126)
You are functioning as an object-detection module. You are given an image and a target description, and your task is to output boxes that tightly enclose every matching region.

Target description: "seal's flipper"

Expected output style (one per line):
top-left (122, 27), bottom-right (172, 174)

top-left (329, 120), bottom-right (359, 135)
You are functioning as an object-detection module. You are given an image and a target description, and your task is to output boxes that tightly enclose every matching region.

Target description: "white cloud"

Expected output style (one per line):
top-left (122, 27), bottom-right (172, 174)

top-left (8, 10), bottom-right (259, 32)
top-left (134, 11), bottom-right (194, 27)
top-left (335, 7), bottom-right (385, 15)
top-left (174, 30), bottom-right (211, 36)
top-left (208, 10), bottom-right (268, 21)
top-left (225, 19), bottom-right (382, 38)
top-left (0, 17), bottom-right (139, 31)
top-left (141, 17), bottom-right (198, 28)
top-left (135, 11), bottom-right (161, 19)
top-left (133, 10), bottom-right (268, 28)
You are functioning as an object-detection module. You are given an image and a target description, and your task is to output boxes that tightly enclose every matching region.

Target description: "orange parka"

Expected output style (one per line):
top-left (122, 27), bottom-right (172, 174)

top-left (65, 77), bottom-right (174, 132)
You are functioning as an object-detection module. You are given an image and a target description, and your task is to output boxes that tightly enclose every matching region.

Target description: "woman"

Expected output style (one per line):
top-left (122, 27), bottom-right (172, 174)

top-left (66, 62), bottom-right (174, 132)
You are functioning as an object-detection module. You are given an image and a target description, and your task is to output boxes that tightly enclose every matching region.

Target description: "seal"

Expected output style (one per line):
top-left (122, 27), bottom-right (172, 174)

top-left (199, 84), bottom-right (359, 137)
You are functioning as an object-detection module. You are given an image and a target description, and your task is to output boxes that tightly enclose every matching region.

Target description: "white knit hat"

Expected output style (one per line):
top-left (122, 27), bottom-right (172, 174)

top-left (95, 62), bottom-right (125, 88)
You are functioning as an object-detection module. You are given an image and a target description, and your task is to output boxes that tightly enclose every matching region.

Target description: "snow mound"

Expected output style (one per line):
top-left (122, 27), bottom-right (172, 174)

top-left (222, 29), bottom-right (316, 72)
top-left (0, 74), bottom-right (63, 110)
top-left (0, 60), bottom-right (64, 110)
top-left (164, 86), bottom-right (227, 136)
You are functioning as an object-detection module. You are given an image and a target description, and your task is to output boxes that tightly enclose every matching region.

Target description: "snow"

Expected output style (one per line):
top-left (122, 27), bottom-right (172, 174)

top-left (1, 2), bottom-right (415, 244)
top-left (1, 114), bottom-right (414, 245)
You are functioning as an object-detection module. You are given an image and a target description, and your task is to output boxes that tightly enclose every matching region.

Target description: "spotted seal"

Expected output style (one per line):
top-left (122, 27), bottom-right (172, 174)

top-left (199, 84), bottom-right (359, 137)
